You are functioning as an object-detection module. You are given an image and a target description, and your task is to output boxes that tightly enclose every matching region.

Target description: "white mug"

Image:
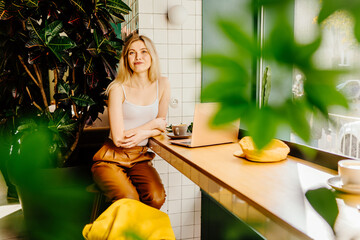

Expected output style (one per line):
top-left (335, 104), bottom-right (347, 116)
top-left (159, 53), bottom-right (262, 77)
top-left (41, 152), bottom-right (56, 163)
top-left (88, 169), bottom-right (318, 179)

top-left (338, 159), bottom-right (360, 185)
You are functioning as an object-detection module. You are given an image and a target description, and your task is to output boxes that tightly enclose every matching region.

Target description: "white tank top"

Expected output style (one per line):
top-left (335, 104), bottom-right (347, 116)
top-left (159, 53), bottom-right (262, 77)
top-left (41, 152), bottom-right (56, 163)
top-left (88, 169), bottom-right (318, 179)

top-left (120, 81), bottom-right (159, 146)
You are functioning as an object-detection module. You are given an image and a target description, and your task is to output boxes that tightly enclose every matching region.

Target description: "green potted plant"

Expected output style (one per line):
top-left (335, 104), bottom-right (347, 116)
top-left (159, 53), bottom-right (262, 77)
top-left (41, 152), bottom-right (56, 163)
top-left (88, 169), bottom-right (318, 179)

top-left (0, 0), bottom-right (131, 239)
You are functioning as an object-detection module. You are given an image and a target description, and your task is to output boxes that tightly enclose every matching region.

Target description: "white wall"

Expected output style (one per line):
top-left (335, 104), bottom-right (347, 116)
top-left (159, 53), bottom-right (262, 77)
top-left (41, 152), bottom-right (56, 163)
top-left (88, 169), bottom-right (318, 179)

top-left (122, 1), bottom-right (202, 239)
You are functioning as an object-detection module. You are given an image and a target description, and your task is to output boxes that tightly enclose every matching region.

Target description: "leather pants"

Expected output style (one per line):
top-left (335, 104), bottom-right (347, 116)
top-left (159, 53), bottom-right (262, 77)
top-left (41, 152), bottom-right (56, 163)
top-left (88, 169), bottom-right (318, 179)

top-left (91, 139), bottom-right (166, 209)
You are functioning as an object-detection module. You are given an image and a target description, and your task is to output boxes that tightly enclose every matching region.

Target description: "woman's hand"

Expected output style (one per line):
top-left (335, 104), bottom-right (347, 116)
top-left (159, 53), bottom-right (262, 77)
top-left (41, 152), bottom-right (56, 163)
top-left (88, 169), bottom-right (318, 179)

top-left (152, 118), bottom-right (167, 132)
top-left (120, 129), bottom-right (151, 148)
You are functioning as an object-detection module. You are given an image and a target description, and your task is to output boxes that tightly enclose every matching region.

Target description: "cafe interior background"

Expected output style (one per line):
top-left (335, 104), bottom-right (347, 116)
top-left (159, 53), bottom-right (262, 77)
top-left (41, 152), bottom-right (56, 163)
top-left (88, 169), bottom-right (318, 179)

top-left (94, 0), bottom-right (360, 239)
top-left (1, 0), bottom-right (360, 239)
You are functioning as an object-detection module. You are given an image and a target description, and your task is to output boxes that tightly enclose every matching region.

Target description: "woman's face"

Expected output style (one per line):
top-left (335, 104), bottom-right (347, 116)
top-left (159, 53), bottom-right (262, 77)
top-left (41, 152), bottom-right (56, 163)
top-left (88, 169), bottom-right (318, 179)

top-left (127, 40), bottom-right (152, 74)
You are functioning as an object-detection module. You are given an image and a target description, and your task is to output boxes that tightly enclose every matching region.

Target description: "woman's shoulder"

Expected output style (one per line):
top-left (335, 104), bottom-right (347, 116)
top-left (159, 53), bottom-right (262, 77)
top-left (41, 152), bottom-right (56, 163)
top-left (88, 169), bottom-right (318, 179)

top-left (158, 76), bottom-right (169, 88)
top-left (108, 82), bottom-right (125, 100)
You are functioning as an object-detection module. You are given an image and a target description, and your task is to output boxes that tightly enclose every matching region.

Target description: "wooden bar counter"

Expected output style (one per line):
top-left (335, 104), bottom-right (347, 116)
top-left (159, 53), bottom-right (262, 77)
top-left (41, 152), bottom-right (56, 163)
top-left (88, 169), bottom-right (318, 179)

top-left (149, 134), bottom-right (360, 240)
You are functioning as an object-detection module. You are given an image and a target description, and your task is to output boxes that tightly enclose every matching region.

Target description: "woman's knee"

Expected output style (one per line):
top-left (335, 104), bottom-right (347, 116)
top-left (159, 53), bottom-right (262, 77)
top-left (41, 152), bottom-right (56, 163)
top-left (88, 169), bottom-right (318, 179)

top-left (141, 183), bottom-right (166, 209)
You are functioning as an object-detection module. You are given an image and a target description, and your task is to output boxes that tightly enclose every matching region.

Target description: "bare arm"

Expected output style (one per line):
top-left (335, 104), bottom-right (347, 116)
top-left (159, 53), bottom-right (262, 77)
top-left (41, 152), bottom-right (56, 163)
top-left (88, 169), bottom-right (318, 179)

top-left (108, 84), bottom-right (126, 147)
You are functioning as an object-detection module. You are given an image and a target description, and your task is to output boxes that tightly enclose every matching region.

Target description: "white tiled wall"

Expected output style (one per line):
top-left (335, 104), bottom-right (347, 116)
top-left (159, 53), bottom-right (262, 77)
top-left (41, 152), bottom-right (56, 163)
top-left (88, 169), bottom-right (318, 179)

top-left (123, 0), bottom-right (202, 239)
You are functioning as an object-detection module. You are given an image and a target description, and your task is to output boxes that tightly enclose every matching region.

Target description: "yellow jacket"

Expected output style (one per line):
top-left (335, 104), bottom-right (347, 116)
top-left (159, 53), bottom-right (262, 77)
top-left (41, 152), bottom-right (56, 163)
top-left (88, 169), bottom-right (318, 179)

top-left (83, 198), bottom-right (175, 240)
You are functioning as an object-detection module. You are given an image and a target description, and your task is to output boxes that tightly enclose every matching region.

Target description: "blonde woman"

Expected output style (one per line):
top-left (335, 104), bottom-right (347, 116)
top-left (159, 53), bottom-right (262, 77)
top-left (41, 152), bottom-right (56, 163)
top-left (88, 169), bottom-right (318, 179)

top-left (92, 34), bottom-right (170, 209)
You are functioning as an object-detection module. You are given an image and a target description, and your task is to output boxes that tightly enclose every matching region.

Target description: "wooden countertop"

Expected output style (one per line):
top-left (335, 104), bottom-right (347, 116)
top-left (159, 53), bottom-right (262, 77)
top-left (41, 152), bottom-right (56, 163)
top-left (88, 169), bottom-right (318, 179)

top-left (149, 134), bottom-right (360, 240)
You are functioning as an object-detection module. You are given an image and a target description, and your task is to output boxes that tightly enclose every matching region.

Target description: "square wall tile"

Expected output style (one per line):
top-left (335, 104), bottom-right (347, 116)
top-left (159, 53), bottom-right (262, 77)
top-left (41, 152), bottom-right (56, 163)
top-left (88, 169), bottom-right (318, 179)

top-left (195, 1), bottom-right (202, 15)
top-left (181, 225), bottom-right (194, 239)
top-left (168, 186), bottom-right (182, 200)
top-left (138, 0), bottom-right (153, 13)
top-left (196, 73), bottom-right (201, 88)
top-left (169, 104), bottom-right (182, 118)
top-left (139, 14), bottom-right (154, 28)
top-left (156, 44), bottom-right (168, 58)
top-left (168, 59), bottom-right (182, 73)
top-left (168, 116), bottom-right (182, 126)
top-left (183, 102), bottom-right (195, 116)
top-left (195, 87), bottom-right (201, 102)
top-left (196, 15), bottom-right (202, 29)
top-left (181, 212), bottom-right (195, 226)
top-left (182, 174), bottom-right (194, 185)
top-left (138, 29), bottom-right (154, 39)
top-left (182, 185), bottom-right (195, 199)
top-left (169, 172), bottom-right (182, 186)
top-left (183, 58), bottom-right (196, 73)
top-left (173, 226), bottom-right (181, 240)
top-left (183, 0), bottom-right (196, 15)
top-left (167, 0), bottom-right (182, 9)
top-left (169, 74), bottom-right (182, 88)
top-left (182, 15), bottom-right (196, 30)
top-left (182, 74), bottom-right (196, 88)
top-left (170, 88), bottom-right (182, 102)
top-left (194, 196), bottom-right (201, 211)
top-left (159, 173), bottom-right (169, 187)
top-left (154, 14), bottom-right (168, 29)
top-left (154, 0), bottom-right (167, 14)
top-left (182, 198), bottom-right (195, 212)
top-left (154, 29), bottom-right (168, 44)
top-left (159, 58), bottom-right (168, 74)
top-left (194, 224), bottom-right (201, 238)
top-left (168, 45), bottom-right (182, 59)
top-left (153, 159), bottom-right (169, 173)
top-left (182, 116), bottom-right (194, 125)
top-left (195, 44), bottom-right (202, 58)
top-left (168, 199), bottom-right (182, 214)
top-left (168, 30), bottom-right (182, 44)
top-left (182, 88), bottom-right (196, 102)
top-left (169, 213), bottom-right (182, 228)
top-left (160, 200), bottom-right (168, 213)
top-left (182, 45), bottom-right (196, 59)
top-left (195, 212), bottom-right (201, 225)
top-left (182, 30), bottom-right (196, 44)
top-left (196, 29), bottom-right (202, 44)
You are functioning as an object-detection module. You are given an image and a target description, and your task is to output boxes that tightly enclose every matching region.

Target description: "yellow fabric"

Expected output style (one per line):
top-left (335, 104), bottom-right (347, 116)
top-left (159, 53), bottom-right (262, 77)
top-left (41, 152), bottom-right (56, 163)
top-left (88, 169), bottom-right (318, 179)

top-left (83, 198), bottom-right (175, 240)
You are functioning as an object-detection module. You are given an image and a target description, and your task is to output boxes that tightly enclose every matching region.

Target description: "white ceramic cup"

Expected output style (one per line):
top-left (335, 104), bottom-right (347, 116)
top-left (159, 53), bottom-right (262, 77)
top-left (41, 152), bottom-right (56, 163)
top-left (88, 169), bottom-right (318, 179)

top-left (172, 124), bottom-right (187, 136)
top-left (338, 159), bottom-right (360, 185)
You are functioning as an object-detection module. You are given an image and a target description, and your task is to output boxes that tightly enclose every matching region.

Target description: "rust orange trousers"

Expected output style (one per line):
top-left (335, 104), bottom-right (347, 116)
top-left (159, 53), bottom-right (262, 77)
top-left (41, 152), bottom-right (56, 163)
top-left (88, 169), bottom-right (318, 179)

top-left (91, 139), bottom-right (166, 209)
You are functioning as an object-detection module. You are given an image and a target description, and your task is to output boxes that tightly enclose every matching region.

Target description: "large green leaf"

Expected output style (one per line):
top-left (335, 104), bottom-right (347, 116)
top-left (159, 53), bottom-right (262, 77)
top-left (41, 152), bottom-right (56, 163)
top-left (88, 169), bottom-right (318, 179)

top-left (44, 20), bottom-right (63, 44)
top-left (69, 0), bottom-right (86, 14)
top-left (305, 187), bottom-right (338, 232)
top-left (47, 36), bottom-right (76, 54)
top-left (218, 19), bottom-right (258, 56)
top-left (247, 107), bottom-right (279, 149)
top-left (57, 81), bottom-right (70, 95)
top-left (285, 101), bottom-right (311, 142)
top-left (211, 103), bottom-right (248, 126)
top-left (70, 94), bottom-right (95, 107)
top-left (99, 0), bottom-right (131, 15)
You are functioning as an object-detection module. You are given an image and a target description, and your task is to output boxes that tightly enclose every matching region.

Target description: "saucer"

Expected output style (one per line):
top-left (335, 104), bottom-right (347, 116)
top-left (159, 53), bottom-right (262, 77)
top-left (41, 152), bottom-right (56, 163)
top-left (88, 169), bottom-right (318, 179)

top-left (166, 133), bottom-right (192, 139)
top-left (327, 176), bottom-right (360, 195)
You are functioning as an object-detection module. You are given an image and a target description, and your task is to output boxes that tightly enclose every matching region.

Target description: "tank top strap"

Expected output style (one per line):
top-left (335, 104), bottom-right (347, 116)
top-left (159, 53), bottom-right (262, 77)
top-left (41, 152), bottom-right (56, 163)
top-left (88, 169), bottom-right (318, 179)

top-left (156, 80), bottom-right (159, 100)
top-left (121, 84), bottom-right (127, 100)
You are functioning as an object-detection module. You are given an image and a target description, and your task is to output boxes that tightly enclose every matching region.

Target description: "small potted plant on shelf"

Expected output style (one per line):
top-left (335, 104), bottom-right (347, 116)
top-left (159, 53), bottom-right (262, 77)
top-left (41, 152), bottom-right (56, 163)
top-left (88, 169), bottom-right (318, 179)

top-left (0, 0), bottom-right (131, 239)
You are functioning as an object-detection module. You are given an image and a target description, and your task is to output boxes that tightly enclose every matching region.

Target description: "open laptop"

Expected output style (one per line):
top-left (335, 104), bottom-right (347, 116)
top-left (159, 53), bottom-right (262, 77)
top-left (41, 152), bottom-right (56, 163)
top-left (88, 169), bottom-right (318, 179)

top-left (169, 102), bottom-right (240, 147)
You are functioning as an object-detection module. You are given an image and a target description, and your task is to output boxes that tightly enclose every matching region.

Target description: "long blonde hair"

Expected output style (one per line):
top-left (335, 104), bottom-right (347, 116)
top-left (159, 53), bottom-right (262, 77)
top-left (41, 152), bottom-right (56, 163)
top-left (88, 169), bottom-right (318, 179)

top-left (105, 34), bottom-right (160, 95)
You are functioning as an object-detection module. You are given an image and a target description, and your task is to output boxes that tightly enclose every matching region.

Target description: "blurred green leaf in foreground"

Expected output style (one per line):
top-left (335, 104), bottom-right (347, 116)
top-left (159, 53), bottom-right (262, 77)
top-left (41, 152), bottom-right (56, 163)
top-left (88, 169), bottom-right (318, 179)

top-left (201, 0), bottom-right (359, 149)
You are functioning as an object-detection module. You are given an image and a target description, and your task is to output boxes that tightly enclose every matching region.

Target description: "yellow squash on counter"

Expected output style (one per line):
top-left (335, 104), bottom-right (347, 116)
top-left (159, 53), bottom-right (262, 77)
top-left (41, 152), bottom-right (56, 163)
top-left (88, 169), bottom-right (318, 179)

top-left (238, 136), bottom-right (290, 162)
